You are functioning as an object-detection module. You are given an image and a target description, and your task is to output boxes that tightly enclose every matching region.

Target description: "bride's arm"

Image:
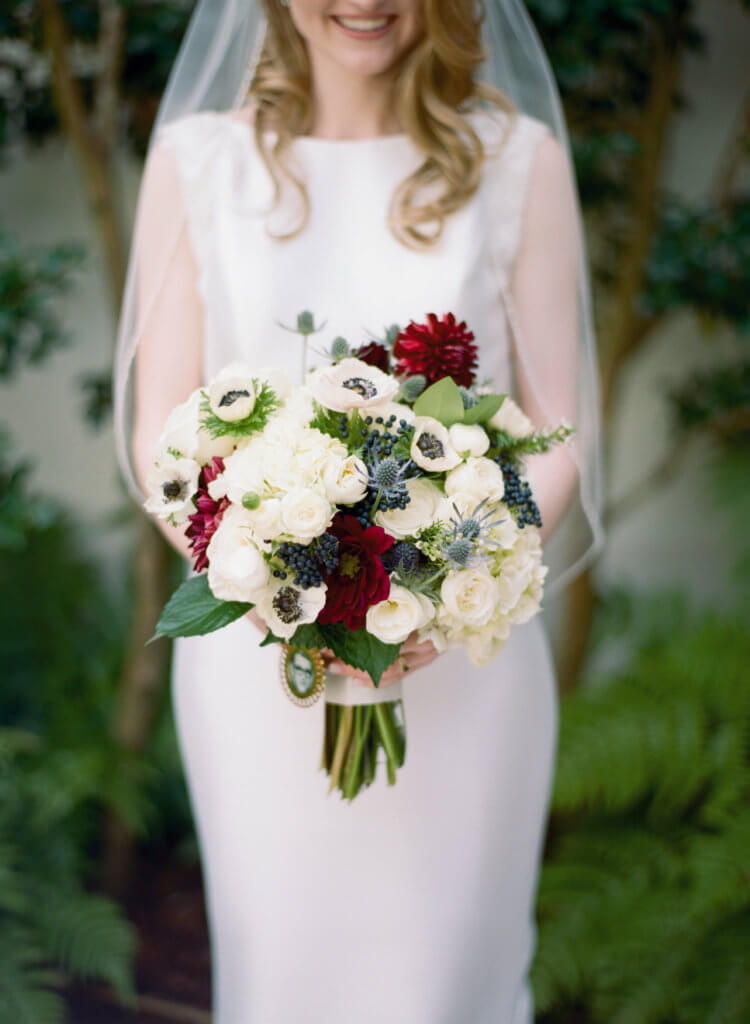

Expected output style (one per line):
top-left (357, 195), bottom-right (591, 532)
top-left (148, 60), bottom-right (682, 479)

top-left (509, 133), bottom-right (581, 546)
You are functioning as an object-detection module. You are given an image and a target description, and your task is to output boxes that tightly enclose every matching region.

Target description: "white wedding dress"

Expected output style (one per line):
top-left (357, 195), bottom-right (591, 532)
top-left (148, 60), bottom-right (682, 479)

top-left (159, 104), bottom-right (558, 1024)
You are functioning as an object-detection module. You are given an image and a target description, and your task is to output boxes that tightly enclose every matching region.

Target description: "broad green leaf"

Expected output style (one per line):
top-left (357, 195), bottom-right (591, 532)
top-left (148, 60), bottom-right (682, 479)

top-left (412, 377), bottom-right (465, 426)
top-left (291, 622), bottom-right (401, 687)
top-left (150, 574), bottom-right (252, 641)
top-left (463, 393), bottom-right (506, 425)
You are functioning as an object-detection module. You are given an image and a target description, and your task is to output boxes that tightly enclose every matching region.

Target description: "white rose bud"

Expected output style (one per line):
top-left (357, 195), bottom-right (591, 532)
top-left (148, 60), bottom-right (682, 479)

top-left (441, 565), bottom-right (500, 627)
top-left (374, 478), bottom-right (444, 539)
top-left (321, 454), bottom-right (368, 505)
top-left (280, 487), bottom-right (334, 543)
top-left (206, 505), bottom-right (270, 603)
top-left (445, 456), bottom-right (505, 502)
top-left (366, 586), bottom-right (435, 646)
top-left (448, 422), bottom-right (490, 458)
top-left (488, 396), bottom-right (535, 438)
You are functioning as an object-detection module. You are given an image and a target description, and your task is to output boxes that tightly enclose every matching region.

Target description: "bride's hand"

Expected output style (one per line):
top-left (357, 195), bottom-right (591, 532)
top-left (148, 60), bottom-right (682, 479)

top-left (321, 632), bottom-right (439, 689)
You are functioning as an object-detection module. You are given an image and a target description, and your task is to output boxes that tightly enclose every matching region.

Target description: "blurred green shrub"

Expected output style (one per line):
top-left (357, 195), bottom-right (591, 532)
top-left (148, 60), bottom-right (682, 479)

top-left (532, 592), bottom-right (750, 1023)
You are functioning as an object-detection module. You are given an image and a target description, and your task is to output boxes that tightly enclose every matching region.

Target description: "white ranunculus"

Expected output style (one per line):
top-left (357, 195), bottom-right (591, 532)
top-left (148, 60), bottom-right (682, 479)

top-left (143, 453), bottom-right (200, 524)
top-left (444, 456), bottom-right (505, 502)
top-left (441, 564), bottom-right (500, 627)
top-left (309, 357), bottom-right (399, 413)
top-left (488, 396), bottom-right (535, 438)
top-left (410, 416), bottom-right (462, 472)
top-left (374, 478), bottom-right (444, 540)
top-left (320, 454), bottom-right (368, 505)
top-left (208, 373), bottom-right (256, 422)
top-left (448, 422), bottom-right (490, 458)
top-left (206, 505), bottom-right (270, 602)
top-left (254, 579), bottom-right (327, 640)
top-left (280, 487), bottom-right (333, 543)
top-left (366, 586), bottom-right (435, 646)
top-left (158, 388), bottom-right (235, 463)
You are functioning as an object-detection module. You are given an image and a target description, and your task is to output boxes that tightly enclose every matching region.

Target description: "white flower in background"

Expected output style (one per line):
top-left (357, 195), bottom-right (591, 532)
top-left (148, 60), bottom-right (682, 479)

top-left (254, 579), bottom-right (327, 639)
top-left (208, 371), bottom-right (256, 422)
top-left (157, 388), bottom-right (234, 463)
top-left (143, 453), bottom-right (200, 524)
top-left (448, 422), bottom-right (490, 458)
top-left (410, 416), bottom-right (462, 472)
top-left (444, 456), bottom-right (505, 503)
top-left (488, 396), bottom-right (535, 438)
top-left (374, 478), bottom-right (444, 539)
top-left (366, 586), bottom-right (435, 646)
top-left (441, 564), bottom-right (500, 628)
top-left (255, 365), bottom-right (291, 401)
top-left (365, 400), bottom-right (415, 432)
top-left (309, 357), bottom-right (399, 413)
top-left (321, 454), bottom-right (368, 505)
top-left (280, 488), bottom-right (334, 543)
top-left (206, 505), bottom-right (270, 602)
top-left (466, 616), bottom-right (512, 666)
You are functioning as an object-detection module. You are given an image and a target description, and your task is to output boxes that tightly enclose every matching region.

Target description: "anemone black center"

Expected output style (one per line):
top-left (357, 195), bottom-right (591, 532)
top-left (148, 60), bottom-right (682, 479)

top-left (163, 479), bottom-right (185, 501)
top-left (272, 586), bottom-right (302, 624)
top-left (416, 432), bottom-right (445, 459)
top-left (342, 377), bottom-right (377, 399)
top-left (219, 388), bottom-right (251, 407)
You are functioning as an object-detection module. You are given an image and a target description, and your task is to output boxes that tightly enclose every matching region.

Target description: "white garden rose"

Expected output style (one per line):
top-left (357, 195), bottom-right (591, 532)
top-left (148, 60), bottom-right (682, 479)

top-left (254, 579), bottom-right (327, 640)
top-left (441, 564), bottom-right (500, 627)
top-left (488, 396), bottom-right (535, 438)
top-left (365, 586), bottom-right (435, 646)
top-left (309, 357), bottom-right (399, 413)
top-left (320, 454), bottom-right (368, 505)
top-left (448, 422), bottom-right (490, 458)
top-left (206, 505), bottom-right (270, 603)
top-left (143, 453), bottom-right (200, 524)
top-left (495, 558), bottom-right (532, 615)
top-left (374, 478), bottom-right (444, 539)
top-left (410, 416), bottom-right (462, 472)
top-left (444, 456), bottom-right (505, 503)
top-left (158, 388), bottom-right (235, 463)
top-left (280, 487), bottom-right (334, 543)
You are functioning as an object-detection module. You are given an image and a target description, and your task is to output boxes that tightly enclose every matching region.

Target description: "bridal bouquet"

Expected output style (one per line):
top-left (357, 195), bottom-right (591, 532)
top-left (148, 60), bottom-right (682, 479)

top-left (145, 310), bottom-right (573, 800)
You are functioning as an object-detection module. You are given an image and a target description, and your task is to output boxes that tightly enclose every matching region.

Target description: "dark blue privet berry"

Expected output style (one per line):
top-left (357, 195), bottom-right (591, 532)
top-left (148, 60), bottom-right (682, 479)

top-left (365, 416), bottom-right (373, 425)
top-left (494, 454), bottom-right (542, 529)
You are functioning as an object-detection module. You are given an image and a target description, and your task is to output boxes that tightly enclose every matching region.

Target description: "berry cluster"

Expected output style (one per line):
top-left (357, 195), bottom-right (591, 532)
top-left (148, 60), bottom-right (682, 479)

top-left (494, 454), bottom-right (542, 529)
top-left (276, 533), bottom-right (340, 589)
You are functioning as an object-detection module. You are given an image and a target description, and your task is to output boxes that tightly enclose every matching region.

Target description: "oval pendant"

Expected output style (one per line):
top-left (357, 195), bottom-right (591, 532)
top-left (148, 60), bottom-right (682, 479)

top-left (280, 645), bottom-right (325, 707)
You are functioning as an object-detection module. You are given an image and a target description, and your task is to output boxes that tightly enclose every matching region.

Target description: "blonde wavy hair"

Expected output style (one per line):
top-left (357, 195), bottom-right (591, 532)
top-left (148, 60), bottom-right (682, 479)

top-left (244, 0), bottom-right (517, 249)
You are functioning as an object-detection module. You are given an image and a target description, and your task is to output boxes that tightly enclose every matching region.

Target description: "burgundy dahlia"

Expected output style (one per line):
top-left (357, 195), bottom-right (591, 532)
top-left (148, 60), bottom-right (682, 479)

top-left (185, 456), bottom-right (228, 573)
top-left (352, 340), bottom-right (390, 373)
top-left (318, 514), bottom-right (394, 631)
top-left (393, 311), bottom-right (478, 387)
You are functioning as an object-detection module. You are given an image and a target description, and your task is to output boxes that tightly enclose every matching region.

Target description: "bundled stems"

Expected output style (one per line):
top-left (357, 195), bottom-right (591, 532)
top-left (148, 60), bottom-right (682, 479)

top-left (322, 699), bottom-right (406, 800)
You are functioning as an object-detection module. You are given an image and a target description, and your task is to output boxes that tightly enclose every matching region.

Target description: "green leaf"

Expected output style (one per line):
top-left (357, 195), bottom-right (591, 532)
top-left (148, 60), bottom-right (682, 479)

top-left (291, 622), bottom-right (401, 687)
top-left (413, 377), bottom-right (465, 426)
top-left (463, 393), bottom-right (506, 425)
top-left (150, 574), bottom-right (251, 640)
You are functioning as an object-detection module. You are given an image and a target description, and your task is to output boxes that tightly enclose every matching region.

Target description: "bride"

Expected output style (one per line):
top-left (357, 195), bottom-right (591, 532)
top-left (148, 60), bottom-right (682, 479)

top-left (114, 1), bottom-right (603, 1020)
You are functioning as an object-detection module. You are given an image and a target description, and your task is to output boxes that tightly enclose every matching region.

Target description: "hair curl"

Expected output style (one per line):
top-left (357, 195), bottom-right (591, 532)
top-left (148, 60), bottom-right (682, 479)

top-left (242, 0), bottom-right (517, 250)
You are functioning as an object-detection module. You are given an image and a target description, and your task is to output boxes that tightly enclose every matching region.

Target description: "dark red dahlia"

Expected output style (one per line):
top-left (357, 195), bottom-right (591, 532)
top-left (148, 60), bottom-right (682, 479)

top-left (393, 311), bottom-right (478, 387)
top-left (352, 340), bottom-right (390, 373)
top-left (318, 514), bottom-right (393, 631)
top-left (185, 456), bottom-right (228, 573)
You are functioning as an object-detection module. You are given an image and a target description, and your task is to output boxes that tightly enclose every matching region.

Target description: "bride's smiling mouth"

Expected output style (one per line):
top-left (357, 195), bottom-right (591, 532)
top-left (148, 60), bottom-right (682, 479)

top-left (331, 14), bottom-right (398, 40)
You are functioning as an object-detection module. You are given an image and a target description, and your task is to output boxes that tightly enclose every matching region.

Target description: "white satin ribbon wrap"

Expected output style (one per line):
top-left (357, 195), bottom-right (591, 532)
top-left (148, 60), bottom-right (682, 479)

top-left (324, 672), bottom-right (404, 706)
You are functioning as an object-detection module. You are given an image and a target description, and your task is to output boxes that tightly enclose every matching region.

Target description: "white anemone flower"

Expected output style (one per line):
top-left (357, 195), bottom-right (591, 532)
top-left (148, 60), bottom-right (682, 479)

top-left (309, 357), bottom-right (399, 413)
top-left (255, 579), bottom-right (327, 640)
top-left (143, 454), bottom-right (200, 524)
top-left (208, 373), bottom-right (256, 422)
top-left (410, 416), bottom-right (462, 472)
